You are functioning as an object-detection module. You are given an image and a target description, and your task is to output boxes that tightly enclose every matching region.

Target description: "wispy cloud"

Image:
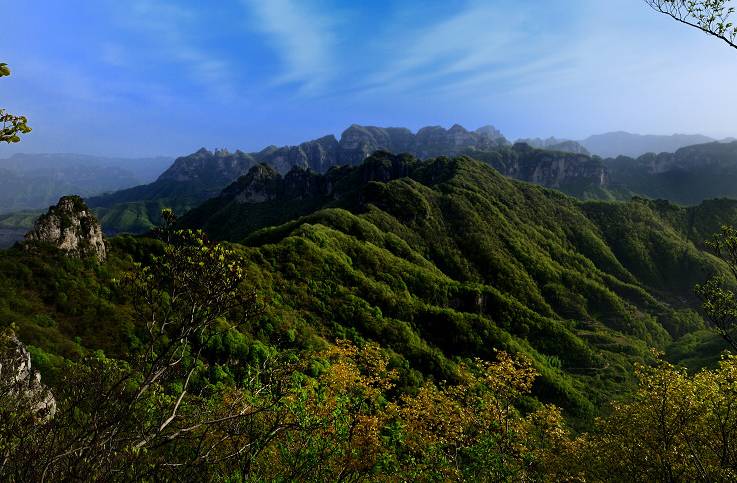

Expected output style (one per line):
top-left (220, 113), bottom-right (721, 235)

top-left (241, 0), bottom-right (337, 94)
top-left (357, 2), bottom-right (570, 99)
top-left (115, 0), bottom-right (236, 100)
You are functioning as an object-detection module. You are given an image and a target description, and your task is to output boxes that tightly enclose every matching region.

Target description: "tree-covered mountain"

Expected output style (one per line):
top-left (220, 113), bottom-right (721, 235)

top-left (3, 152), bottom-right (737, 478)
top-left (174, 153), bottom-right (737, 407)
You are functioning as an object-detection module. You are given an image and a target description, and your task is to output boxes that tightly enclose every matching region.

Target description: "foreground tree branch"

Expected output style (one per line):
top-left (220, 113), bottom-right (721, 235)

top-left (645, 0), bottom-right (737, 50)
top-left (0, 63), bottom-right (32, 143)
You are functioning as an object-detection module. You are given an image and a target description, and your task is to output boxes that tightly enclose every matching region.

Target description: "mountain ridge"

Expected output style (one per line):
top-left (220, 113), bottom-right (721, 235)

top-left (85, 124), bottom-right (608, 234)
top-left (176, 152), bottom-right (737, 413)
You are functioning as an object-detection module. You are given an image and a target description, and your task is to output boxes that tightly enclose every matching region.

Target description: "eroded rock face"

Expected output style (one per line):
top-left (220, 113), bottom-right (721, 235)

top-left (25, 195), bottom-right (107, 262)
top-left (482, 143), bottom-right (608, 189)
top-left (0, 332), bottom-right (56, 421)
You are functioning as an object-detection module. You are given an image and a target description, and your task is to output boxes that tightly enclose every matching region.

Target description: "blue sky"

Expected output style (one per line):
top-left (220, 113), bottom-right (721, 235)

top-left (2, 0), bottom-right (737, 157)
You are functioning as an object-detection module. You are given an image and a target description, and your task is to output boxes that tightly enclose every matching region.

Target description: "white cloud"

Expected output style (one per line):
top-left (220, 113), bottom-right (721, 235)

top-left (241, 0), bottom-right (337, 94)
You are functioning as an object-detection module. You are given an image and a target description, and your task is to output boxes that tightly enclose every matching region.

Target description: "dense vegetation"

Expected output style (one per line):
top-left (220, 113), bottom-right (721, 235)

top-left (184, 153), bottom-right (734, 375)
top-left (5, 153), bottom-right (737, 479)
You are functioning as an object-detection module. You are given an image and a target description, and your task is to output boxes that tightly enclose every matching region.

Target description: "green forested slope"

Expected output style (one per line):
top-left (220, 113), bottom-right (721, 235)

top-left (3, 153), bottom-right (737, 427)
top-left (176, 154), bottom-right (733, 415)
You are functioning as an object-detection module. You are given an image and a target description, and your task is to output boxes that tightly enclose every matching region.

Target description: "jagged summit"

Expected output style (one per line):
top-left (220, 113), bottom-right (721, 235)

top-left (157, 124), bottom-right (510, 184)
top-left (24, 195), bottom-right (107, 262)
top-left (86, 123), bottom-right (612, 235)
top-left (475, 125), bottom-right (504, 138)
top-left (157, 149), bottom-right (256, 184)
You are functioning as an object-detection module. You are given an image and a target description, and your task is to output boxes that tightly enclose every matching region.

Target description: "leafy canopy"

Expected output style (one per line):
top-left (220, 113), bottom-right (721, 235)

top-left (0, 63), bottom-right (31, 143)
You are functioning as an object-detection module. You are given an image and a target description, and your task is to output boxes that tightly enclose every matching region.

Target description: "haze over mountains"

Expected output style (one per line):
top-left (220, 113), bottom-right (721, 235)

top-left (0, 153), bottom-right (173, 214)
top-left (579, 132), bottom-right (721, 158)
top-left (519, 132), bottom-right (729, 159)
top-left (604, 142), bottom-right (737, 205)
top-left (78, 124), bottom-right (612, 234)
top-left (2, 123), bottom-right (737, 242)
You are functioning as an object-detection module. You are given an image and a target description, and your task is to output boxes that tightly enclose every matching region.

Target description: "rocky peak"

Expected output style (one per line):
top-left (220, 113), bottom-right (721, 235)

top-left (24, 195), bottom-right (107, 262)
top-left (157, 149), bottom-right (256, 184)
top-left (223, 164), bottom-right (282, 203)
top-left (252, 136), bottom-right (340, 175)
top-left (163, 124), bottom-right (513, 187)
top-left (475, 125), bottom-right (505, 140)
top-left (356, 151), bottom-right (416, 183)
top-left (415, 125), bottom-right (471, 157)
top-left (448, 124), bottom-right (468, 135)
top-left (338, 125), bottom-right (416, 166)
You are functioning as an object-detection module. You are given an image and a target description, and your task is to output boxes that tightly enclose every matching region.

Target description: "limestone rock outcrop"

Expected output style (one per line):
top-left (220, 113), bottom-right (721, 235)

top-left (25, 195), bottom-right (107, 262)
top-left (0, 331), bottom-right (56, 421)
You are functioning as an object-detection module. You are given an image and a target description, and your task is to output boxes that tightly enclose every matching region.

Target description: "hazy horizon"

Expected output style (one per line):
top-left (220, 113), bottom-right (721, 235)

top-left (2, 0), bottom-right (736, 158)
top-left (0, 127), bottom-right (728, 160)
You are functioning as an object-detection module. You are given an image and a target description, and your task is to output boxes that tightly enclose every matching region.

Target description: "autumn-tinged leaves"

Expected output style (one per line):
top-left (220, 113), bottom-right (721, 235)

top-left (581, 355), bottom-right (737, 481)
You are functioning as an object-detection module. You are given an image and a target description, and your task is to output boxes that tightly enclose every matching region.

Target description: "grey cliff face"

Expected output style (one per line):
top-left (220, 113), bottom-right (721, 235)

top-left (0, 332), bottom-right (56, 421)
top-left (483, 143), bottom-right (607, 189)
top-left (140, 124), bottom-right (609, 209)
top-left (25, 195), bottom-right (107, 262)
top-left (159, 124), bottom-right (510, 186)
top-left (155, 124), bottom-right (511, 185)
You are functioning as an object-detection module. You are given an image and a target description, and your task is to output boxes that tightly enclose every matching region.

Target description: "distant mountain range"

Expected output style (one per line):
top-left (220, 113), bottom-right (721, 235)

top-left (0, 153), bottom-right (172, 214)
top-left (60, 126), bottom-right (737, 235)
top-left (578, 132), bottom-right (719, 159)
top-left (516, 137), bottom-right (591, 155)
top-left (81, 124), bottom-right (613, 233)
top-left (518, 132), bottom-right (728, 159)
top-left (605, 142), bottom-right (737, 205)
top-left (3, 125), bottom-right (737, 239)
